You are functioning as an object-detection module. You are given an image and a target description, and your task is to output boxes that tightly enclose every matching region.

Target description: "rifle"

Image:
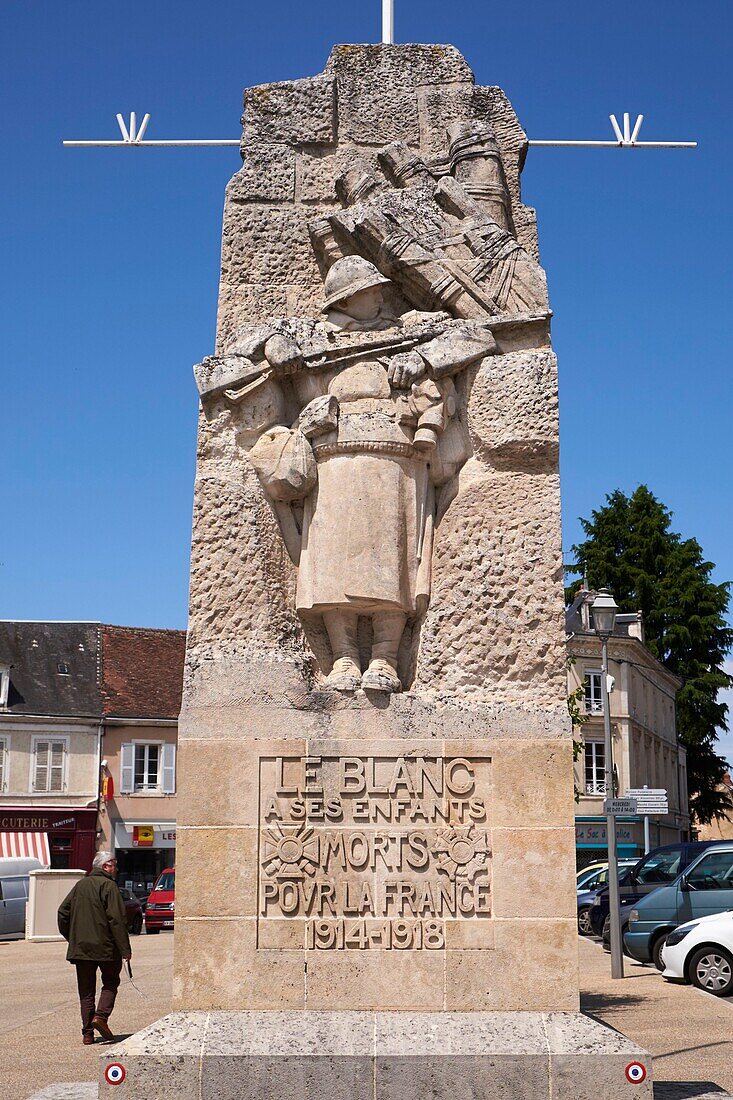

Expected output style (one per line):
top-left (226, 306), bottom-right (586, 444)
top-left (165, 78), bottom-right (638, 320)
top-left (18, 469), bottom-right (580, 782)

top-left (194, 311), bottom-right (550, 406)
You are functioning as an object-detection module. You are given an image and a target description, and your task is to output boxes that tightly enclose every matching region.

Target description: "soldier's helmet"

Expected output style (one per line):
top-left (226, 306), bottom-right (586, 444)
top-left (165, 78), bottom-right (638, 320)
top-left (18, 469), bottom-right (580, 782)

top-left (321, 256), bottom-right (390, 312)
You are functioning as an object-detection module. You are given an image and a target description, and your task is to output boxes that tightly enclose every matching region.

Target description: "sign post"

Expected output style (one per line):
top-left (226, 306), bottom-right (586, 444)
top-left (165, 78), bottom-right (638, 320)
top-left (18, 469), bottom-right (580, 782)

top-left (603, 798), bottom-right (638, 816)
top-left (625, 787), bottom-right (669, 854)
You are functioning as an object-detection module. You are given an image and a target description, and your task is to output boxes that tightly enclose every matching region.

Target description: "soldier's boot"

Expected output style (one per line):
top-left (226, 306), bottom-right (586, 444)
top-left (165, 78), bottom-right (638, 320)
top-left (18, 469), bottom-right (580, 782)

top-left (362, 611), bottom-right (406, 693)
top-left (323, 610), bottom-right (361, 691)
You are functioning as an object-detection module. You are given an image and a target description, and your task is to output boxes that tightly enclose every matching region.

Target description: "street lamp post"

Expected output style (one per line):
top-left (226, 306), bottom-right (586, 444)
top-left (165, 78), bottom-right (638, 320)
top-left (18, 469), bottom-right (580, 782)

top-left (592, 589), bottom-right (624, 979)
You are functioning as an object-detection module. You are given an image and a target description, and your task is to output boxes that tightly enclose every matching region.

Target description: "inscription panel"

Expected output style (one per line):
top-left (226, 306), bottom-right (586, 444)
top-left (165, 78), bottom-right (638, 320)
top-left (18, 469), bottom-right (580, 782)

top-left (257, 754), bottom-right (491, 949)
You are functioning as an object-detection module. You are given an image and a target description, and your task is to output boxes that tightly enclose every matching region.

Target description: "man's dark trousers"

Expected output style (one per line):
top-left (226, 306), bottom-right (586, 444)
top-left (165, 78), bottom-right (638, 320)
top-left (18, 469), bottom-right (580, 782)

top-left (75, 960), bottom-right (122, 1037)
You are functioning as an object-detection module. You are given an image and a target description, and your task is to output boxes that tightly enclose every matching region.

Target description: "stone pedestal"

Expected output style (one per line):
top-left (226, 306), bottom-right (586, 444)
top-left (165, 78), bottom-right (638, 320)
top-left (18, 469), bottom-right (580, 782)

top-left (99, 41), bottom-right (652, 1098)
top-left (99, 1012), bottom-right (653, 1099)
top-left (171, 695), bottom-right (578, 1013)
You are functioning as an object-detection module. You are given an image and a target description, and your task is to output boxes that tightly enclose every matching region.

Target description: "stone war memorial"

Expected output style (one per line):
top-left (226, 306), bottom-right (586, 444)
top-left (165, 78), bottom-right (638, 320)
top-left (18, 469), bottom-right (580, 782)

top-left (100, 43), bottom-right (652, 1100)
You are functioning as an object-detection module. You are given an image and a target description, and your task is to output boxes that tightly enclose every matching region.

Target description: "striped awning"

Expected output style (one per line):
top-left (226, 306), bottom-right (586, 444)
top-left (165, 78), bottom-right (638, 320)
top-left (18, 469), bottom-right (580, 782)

top-left (0, 831), bottom-right (51, 864)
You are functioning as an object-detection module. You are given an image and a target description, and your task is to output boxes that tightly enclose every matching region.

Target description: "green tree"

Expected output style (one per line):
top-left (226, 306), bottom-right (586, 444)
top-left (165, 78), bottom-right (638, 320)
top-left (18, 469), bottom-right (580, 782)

top-left (566, 485), bottom-right (732, 824)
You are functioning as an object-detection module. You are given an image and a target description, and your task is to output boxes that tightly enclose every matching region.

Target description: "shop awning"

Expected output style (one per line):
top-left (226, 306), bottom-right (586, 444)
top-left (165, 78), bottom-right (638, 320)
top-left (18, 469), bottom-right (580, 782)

top-left (0, 831), bottom-right (51, 865)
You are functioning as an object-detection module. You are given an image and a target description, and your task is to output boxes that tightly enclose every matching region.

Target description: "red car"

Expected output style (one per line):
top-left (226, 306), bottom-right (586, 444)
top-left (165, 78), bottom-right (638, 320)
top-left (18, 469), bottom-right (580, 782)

top-left (144, 868), bottom-right (175, 934)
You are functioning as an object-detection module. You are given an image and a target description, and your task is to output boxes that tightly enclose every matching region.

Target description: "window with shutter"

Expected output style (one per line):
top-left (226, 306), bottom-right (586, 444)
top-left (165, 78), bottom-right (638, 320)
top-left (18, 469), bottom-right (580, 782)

top-left (162, 743), bottom-right (176, 794)
top-left (50, 742), bottom-right (64, 791)
top-left (120, 743), bottom-right (135, 794)
top-left (33, 739), bottom-right (67, 792)
top-left (34, 741), bottom-right (49, 791)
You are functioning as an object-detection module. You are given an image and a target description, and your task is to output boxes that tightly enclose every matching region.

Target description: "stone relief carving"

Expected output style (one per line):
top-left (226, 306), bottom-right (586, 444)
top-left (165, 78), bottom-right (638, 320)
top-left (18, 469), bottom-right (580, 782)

top-left (195, 121), bottom-right (550, 695)
top-left (257, 754), bottom-right (492, 951)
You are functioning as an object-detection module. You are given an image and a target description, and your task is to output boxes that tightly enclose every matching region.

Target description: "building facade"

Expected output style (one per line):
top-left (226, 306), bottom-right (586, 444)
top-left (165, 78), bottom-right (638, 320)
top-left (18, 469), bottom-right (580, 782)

top-left (97, 625), bottom-right (184, 894)
top-left (0, 622), bottom-right (184, 884)
top-left (0, 623), bottom-right (100, 868)
top-left (567, 590), bottom-right (689, 869)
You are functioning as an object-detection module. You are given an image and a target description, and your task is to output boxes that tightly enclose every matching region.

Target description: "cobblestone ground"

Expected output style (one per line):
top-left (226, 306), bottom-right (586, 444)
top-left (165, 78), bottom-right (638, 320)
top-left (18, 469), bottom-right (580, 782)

top-left (579, 934), bottom-right (733, 1098)
top-left (0, 931), bottom-right (173, 1100)
top-left (2, 931), bottom-right (732, 1099)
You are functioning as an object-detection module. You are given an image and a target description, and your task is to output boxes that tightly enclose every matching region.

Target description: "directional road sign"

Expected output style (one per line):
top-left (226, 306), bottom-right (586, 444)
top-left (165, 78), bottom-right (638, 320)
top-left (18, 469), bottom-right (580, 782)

top-left (604, 798), bottom-right (638, 815)
top-left (625, 788), bottom-right (669, 815)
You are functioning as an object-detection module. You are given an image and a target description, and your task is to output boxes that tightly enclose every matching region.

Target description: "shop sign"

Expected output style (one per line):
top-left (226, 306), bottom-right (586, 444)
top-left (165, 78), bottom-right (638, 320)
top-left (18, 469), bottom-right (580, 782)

top-left (575, 821), bottom-right (634, 845)
top-left (0, 812), bottom-right (77, 831)
top-left (102, 775), bottom-right (114, 802)
top-left (114, 822), bottom-right (176, 849)
top-left (132, 825), bottom-right (155, 848)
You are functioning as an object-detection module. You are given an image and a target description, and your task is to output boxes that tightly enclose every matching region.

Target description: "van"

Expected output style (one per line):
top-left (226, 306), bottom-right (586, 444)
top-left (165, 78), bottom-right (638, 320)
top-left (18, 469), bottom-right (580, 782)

top-left (588, 840), bottom-right (721, 939)
top-left (0, 857), bottom-right (42, 937)
top-left (144, 867), bottom-right (175, 934)
top-left (624, 842), bottom-right (733, 969)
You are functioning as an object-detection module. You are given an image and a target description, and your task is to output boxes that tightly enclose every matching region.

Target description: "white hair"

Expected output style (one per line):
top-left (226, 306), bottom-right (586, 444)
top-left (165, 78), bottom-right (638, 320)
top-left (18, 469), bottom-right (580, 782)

top-left (93, 850), bottom-right (115, 871)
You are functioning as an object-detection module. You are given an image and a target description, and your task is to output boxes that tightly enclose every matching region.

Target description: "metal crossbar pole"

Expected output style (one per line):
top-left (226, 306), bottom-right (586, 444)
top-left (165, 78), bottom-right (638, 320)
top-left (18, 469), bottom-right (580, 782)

top-left (382, 0), bottom-right (394, 43)
top-left (528, 140), bottom-right (696, 148)
top-left (530, 112), bottom-right (695, 148)
top-left (63, 110), bottom-right (697, 150)
top-left (63, 139), bottom-right (240, 147)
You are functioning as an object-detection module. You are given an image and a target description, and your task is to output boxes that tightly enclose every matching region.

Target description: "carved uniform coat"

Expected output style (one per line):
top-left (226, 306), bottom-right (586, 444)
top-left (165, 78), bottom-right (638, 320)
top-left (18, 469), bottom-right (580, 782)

top-left (294, 355), bottom-right (434, 615)
top-left (247, 310), bottom-right (479, 619)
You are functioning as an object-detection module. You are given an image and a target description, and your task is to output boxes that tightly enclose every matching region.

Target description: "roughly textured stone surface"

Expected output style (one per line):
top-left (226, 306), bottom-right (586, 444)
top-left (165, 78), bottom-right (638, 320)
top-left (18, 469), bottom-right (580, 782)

top-left (468, 348), bottom-right (560, 466)
top-left (325, 44), bottom-right (473, 146)
top-left (243, 76), bottom-right (335, 146)
top-left (415, 466), bottom-right (566, 703)
top-left (205, 41), bottom-right (560, 703)
top-left (28, 1088), bottom-right (97, 1100)
top-left (220, 203), bottom-right (323, 286)
top-left (296, 151), bottom-right (342, 204)
top-left (227, 146), bottom-right (296, 204)
top-left (98, 1012), bottom-right (654, 1099)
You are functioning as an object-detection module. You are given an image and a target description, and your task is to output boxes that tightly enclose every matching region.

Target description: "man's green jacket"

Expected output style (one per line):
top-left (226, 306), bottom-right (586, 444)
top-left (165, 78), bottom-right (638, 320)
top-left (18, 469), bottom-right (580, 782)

top-left (57, 869), bottom-right (131, 962)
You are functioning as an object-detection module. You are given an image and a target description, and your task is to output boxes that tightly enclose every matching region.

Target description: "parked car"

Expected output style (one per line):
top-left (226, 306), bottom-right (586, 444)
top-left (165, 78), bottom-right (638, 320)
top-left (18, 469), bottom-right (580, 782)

top-left (588, 841), bottom-right (721, 939)
top-left (144, 868), bottom-right (175, 934)
top-left (624, 843), bottom-right (733, 970)
top-left (119, 888), bottom-right (144, 935)
top-left (0, 857), bottom-right (42, 938)
top-left (124, 880), bottom-right (151, 911)
top-left (660, 909), bottom-right (733, 996)
top-left (577, 859), bottom-right (638, 935)
top-left (577, 862), bottom-right (609, 890)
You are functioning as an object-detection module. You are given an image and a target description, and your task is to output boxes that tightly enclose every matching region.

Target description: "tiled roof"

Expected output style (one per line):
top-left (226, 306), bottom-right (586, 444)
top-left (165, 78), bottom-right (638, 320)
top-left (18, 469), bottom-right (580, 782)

top-left (0, 621), bottom-right (101, 717)
top-left (0, 621), bottom-right (185, 721)
top-left (100, 625), bottom-right (186, 720)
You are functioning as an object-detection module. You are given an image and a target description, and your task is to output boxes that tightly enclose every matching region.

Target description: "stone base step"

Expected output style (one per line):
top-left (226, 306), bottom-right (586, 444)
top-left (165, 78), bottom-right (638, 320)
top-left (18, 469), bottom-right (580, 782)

top-left (97, 1010), bottom-right (654, 1099)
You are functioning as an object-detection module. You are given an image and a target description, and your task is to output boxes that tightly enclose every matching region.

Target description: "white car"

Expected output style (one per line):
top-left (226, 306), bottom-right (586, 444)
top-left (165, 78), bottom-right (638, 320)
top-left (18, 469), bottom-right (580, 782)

top-left (661, 909), bottom-right (733, 996)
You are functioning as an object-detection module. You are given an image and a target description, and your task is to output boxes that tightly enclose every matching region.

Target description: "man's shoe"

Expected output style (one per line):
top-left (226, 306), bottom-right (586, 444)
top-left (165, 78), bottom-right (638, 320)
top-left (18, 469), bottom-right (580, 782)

top-left (82, 1034), bottom-right (95, 1046)
top-left (361, 658), bottom-right (401, 693)
top-left (325, 657), bottom-right (361, 692)
top-left (92, 1016), bottom-right (115, 1041)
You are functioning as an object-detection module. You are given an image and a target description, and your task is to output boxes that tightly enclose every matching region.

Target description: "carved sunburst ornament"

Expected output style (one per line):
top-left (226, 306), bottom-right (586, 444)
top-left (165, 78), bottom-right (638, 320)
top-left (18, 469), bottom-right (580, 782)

top-left (261, 823), bottom-right (320, 880)
top-left (432, 825), bottom-right (490, 882)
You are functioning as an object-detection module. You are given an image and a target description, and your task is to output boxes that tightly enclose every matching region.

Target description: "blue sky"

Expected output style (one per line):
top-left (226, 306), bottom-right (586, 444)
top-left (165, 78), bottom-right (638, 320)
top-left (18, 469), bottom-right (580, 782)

top-left (2, 1), bottom-right (731, 750)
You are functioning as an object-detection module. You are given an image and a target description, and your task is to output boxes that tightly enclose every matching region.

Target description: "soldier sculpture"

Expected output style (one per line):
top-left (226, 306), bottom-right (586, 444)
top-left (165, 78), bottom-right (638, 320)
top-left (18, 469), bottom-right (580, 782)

top-left (194, 136), bottom-right (548, 693)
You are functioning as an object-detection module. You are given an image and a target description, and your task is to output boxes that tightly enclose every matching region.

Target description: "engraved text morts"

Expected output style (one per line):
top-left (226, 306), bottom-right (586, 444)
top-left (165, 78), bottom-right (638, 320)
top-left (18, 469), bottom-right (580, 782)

top-left (258, 754), bottom-right (491, 950)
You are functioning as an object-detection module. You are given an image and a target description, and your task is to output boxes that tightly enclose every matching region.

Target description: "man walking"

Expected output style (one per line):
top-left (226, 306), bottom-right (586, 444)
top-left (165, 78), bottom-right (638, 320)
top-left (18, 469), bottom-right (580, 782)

top-left (57, 851), bottom-right (131, 1045)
